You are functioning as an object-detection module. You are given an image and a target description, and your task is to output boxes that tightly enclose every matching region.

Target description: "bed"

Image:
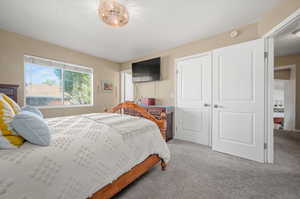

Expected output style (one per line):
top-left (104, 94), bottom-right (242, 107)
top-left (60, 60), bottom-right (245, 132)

top-left (0, 84), bottom-right (170, 199)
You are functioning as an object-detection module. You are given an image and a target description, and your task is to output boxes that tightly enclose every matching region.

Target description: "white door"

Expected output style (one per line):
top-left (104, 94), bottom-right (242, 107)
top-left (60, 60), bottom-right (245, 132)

top-left (124, 72), bottom-right (134, 101)
top-left (212, 39), bottom-right (265, 162)
top-left (176, 53), bottom-right (212, 146)
top-left (121, 71), bottom-right (134, 102)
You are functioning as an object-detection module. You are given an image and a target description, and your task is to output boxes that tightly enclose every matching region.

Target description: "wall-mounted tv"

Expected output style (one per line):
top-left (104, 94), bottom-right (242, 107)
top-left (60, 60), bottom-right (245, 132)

top-left (132, 57), bottom-right (160, 83)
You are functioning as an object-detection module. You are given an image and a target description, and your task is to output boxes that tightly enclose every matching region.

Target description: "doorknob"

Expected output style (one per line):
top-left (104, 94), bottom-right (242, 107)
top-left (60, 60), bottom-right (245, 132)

top-left (214, 104), bottom-right (223, 108)
top-left (204, 103), bottom-right (210, 107)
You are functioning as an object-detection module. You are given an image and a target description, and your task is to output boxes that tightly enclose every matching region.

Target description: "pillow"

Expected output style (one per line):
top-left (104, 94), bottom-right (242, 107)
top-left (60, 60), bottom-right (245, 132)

top-left (11, 111), bottom-right (51, 146)
top-left (22, 106), bottom-right (43, 118)
top-left (0, 95), bottom-right (24, 149)
top-left (0, 93), bottom-right (21, 114)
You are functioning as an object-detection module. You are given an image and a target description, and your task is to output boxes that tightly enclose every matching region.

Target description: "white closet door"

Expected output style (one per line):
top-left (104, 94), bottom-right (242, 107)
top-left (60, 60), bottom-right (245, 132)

top-left (176, 53), bottom-right (212, 145)
top-left (212, 39), bottom-right (265, 162)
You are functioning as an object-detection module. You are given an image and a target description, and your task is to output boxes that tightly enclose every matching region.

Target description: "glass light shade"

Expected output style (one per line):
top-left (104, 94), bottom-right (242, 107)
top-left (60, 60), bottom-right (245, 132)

top-left (99, 0), bottom-right (129, 27)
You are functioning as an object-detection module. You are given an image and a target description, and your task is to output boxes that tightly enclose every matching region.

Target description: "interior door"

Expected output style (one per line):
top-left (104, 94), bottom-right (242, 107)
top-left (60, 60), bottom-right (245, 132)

top-left (176, 53), bottom-right (212, 146)
top-left (212, 39), bottom-right (265, 162)
top-left (124, 72), bottom-right (134, 101)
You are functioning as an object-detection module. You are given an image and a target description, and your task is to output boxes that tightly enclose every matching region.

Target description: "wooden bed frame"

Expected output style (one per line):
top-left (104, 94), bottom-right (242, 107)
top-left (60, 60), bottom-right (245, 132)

top-left (0, 84), bottom-right (166, 199)
top-left (89, 101), bottom-right (168, 199)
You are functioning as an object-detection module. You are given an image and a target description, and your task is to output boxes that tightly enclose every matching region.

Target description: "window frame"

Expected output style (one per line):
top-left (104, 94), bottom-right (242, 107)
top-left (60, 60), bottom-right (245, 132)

top-left (24, 55), bottom-right (94, 109)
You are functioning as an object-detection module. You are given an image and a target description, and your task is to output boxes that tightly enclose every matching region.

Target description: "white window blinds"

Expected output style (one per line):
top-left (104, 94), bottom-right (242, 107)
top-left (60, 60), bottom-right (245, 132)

top-left (24, 55), bottom-right (93, 74)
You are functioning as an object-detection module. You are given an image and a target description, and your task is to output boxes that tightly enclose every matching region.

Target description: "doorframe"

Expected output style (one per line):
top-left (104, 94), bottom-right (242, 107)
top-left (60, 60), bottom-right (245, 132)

top-left (174, 52), bottom-right (213, 146)
top-left (120, 69), bottom-right (133, 103)
top-left (263, 8), bottom-right (300, 163)
top-left (274, 65), bottom-right (296, 131)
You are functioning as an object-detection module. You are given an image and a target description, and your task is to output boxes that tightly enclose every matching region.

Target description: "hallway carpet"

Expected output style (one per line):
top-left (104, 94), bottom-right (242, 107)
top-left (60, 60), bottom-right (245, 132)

top-left (114, 131), bottom-right (300, 199)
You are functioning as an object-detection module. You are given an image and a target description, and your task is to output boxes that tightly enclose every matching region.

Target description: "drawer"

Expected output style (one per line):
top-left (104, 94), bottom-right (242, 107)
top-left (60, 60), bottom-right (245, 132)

top-left (147, 108), bottom-right (165, 116)
top-left (0, 88), bottom-right (14, 95)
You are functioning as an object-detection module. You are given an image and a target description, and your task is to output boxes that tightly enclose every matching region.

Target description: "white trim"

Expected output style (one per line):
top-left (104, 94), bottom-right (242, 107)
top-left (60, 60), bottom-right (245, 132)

top-left (274, 65), bottom-right (296, 71)
top-left (37, 104), bottom-right (94, 109)
top-left (24, 55), bottom-right (93, 73)
top-left (263, 8), bottom-right (300, 164)
top-left (174, 52), bottom-right (212, 62)
top-left (91, 71), bottom-right (94, 107)
top-left (209, 51), bottom-right (213, 147)
top-left (263, 8), bottom-right (300, 38)
top-left (265, 38), bottom-right (274, 163)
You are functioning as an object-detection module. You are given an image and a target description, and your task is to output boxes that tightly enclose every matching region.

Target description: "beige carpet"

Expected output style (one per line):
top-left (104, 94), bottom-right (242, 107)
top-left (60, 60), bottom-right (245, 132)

top-left (114, 131), bottom-right (300, 199)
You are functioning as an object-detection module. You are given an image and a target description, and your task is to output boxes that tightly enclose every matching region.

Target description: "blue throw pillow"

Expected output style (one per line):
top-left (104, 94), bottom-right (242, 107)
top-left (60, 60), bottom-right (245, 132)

top-left (22, 106), bottom-right (43, 118)
top-left (11, 111), bottom-right (50, 146)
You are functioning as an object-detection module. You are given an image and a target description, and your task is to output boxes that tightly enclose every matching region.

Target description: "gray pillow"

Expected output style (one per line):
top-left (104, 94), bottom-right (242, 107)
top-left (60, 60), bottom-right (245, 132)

top-left (22, 106), bottom-right (43, 118)
top-left (11, 111), bottom-right (50, 146)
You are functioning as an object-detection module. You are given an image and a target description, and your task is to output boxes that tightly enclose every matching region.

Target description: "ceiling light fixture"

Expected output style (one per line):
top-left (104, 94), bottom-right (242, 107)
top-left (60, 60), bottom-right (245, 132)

top-left (98, 0), bottom-right (129, 27)
top-left (292, 29), bottom-right (300, 37)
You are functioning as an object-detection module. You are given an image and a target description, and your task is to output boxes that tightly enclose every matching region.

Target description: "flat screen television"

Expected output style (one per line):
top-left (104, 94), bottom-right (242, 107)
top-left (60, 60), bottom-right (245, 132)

top-left (132, 57), bottom-right (160, 83)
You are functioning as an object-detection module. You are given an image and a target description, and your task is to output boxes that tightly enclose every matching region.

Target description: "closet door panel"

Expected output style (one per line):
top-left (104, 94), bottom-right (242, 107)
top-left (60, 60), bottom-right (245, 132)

top-left (212, 39), bottom-right (265, 162)
top-left (176, 53), bottom-right (212, 146)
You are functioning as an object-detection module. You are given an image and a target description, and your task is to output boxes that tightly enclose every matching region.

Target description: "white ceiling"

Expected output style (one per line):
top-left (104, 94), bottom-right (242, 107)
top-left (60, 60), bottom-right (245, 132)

top-left (274, 17), bottom-right (300, 57)
top-left (0, 0), bottom-right (283, 63)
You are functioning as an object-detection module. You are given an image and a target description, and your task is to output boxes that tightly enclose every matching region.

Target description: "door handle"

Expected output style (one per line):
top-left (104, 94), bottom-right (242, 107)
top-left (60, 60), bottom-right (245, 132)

top-left (214, 104), bottom-right (223, 108)
top-left (204, 103), bottom-right (210, 107)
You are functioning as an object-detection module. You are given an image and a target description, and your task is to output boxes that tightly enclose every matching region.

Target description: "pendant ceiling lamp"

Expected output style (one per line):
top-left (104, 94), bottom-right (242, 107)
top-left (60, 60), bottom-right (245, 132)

top-left (98, 0), bottom-right (129, 27)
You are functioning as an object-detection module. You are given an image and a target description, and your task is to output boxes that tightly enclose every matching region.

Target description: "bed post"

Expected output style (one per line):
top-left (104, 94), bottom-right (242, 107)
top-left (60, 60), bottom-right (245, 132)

top-left (159, 112), bottom-right (167, 141)
top-left (159, 112), bottom-right (167, 171)
top-left (161, 160), bottom-right (167, 171)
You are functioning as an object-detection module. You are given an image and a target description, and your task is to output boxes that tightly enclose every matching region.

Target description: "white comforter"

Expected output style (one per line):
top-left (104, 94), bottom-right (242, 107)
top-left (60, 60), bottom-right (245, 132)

top-left (0, 113), bottom-right (170, 199)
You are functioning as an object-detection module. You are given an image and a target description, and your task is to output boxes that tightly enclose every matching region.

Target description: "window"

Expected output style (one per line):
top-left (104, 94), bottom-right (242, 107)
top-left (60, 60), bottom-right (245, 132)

top-left (24, 55), bottom-right (93, 107)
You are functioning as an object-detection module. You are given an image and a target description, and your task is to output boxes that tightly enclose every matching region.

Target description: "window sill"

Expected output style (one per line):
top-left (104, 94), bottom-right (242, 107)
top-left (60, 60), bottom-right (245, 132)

top-left (33, 104), bottom-right (94, 109)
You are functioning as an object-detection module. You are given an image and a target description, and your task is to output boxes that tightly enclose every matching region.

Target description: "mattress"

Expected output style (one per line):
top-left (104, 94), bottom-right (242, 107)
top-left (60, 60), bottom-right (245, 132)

top-left (0, 113), bottom-right (170, 199)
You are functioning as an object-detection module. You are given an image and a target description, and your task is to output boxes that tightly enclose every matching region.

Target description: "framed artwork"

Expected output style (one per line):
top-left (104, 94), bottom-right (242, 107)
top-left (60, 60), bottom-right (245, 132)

top-left (102, 80), bottom-right (113, 93)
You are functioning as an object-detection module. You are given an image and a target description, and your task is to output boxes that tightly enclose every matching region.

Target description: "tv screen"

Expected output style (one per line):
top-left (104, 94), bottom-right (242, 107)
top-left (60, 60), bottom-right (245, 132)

top-left (132, 57), bottom-right (160, 83)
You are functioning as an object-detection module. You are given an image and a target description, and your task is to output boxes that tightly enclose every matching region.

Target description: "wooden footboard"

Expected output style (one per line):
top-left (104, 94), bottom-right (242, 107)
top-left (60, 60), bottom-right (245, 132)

top-left (88, 102), bottom-right (168, 199)
top-left (90, 155), bottom-right (161, 199)
top-left (105, 101), bottom-right (167, 140)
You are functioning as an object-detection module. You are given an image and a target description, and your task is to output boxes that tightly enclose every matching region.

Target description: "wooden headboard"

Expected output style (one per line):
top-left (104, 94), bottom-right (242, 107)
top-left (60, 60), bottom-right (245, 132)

top-left (0, 84), bottom-right (19, 103)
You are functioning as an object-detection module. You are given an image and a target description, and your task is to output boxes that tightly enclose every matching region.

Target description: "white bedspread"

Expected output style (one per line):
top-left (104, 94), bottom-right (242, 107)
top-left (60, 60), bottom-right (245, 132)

top-left (0, 113), bottom-right (170, 199)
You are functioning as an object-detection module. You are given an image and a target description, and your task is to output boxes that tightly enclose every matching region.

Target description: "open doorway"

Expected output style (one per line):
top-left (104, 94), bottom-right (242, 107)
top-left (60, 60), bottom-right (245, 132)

top-left (272, 15), bottom-right (300, 165)
top-left (120, 69), bottom-right (134, 102)
top-left (273, 65), bottom-right (296, 131)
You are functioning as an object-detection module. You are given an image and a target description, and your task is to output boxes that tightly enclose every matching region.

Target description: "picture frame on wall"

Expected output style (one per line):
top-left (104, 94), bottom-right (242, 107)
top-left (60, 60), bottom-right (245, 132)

top-left (101, 80), bottom-right (113, 93)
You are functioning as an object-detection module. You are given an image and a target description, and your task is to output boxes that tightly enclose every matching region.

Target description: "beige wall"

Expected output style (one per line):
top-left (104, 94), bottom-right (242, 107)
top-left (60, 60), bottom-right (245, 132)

top-left (1, 0), bottom-right (299, 116)
top-left (275, 54), bottom-right (300, 129)
top-left (0, 29), bottom-right (120, 118)
top-left (121, 23), bottom-right (259, 105)
top-left (121, 0), bottom-right (300, 106)
top-left (274, 69), bottom-right (291, 80)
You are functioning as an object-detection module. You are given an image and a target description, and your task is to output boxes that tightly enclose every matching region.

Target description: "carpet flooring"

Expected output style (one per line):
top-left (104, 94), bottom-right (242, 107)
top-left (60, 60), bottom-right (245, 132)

top-left (114, 131), bottom-right (300, 199)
